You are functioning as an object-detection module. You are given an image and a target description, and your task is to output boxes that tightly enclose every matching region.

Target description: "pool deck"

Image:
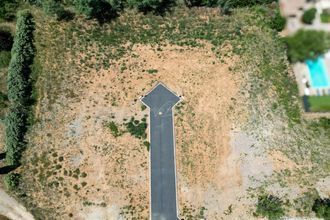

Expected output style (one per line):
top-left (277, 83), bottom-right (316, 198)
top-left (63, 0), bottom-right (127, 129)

top-left (293, 54), bottom-right (330, 97)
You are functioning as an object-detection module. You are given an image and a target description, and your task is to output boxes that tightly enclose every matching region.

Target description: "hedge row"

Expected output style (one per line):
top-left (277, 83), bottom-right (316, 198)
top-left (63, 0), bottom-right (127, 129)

top-left (5, 10), bottom-right (35, 166)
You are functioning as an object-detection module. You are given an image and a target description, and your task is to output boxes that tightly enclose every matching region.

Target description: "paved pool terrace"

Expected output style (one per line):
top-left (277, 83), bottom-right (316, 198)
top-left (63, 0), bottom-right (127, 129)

top-left (294, 54), bottom-right (330, 96)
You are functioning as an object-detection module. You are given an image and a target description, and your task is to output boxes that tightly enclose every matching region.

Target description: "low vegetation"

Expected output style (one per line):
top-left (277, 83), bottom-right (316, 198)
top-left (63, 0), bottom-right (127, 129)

top-left (302, 8), bottom-right (317, 25)
top-left (255, 195), bottom-right (285, 220)
top-left (321, 10), bottom-right (330, 23)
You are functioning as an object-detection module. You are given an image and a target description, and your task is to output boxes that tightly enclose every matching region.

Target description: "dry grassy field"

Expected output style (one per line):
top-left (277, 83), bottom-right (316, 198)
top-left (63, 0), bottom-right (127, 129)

top-left (0, 5), bottom-right (329, 220)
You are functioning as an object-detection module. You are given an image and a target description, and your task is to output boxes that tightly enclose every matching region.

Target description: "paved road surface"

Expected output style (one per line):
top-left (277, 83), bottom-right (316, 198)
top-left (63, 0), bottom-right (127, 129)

top-left (142, 83), bottom-right (180, 220)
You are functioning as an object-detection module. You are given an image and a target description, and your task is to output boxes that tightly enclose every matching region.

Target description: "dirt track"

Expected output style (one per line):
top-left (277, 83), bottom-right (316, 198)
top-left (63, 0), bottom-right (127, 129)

top-left (0, 189), bottom-right (34, 220)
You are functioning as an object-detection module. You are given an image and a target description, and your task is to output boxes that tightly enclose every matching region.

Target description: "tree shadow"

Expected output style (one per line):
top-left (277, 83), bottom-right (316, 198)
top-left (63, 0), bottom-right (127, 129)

top-left (302, 95), bottom-right (311, 112)
top-left (0, 152), bottom-right (5, 160)
top-left (0, 164), bottom-right (19, 175)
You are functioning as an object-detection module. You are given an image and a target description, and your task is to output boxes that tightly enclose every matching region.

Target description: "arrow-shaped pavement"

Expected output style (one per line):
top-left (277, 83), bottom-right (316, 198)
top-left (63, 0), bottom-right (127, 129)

top-left (141, 83), bottom-right (181, 220)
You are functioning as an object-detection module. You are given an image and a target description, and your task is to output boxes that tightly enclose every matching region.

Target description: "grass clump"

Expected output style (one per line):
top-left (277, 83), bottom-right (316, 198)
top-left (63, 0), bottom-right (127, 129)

top-left (106, 121), bottom-right (122, 137)
top-left (0, 51), bottom-right (11, 68)
top-left (255, 195), bottom-right (285, 220)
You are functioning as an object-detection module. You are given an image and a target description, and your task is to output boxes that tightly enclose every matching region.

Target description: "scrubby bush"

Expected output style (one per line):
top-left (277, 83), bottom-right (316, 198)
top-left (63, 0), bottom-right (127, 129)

top-left (125, 117), bottom-right (147, 139)
top-left (268, 8), bottom-right (286, 32)
top-left (312, 198), bottom-right (330, 219)
top-left (255, 195), bottom-right (285, 220)
top-left (302, 8), bottom-right (317, 24)
top-left (284, 30), bottom-right (330, 62)
top-left (184, 0), bottom-right (218, 7)
top-left (4, 173), bottom-right (21, 190)
top-left (5, 10), bottom-right (35, 166)
top-left (127, 0), bottom-right (176, 15)
top-left (75, 0), bottom-right (117, 23)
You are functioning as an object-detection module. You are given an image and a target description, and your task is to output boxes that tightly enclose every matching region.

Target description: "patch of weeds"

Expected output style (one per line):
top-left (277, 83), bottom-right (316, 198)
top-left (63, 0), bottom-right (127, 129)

top-left (147, 69), bottom-right (158, 74)
top-left (105, 121), bottom-right (122, 137)
top-left (143, 141), bottom-right (150, 151)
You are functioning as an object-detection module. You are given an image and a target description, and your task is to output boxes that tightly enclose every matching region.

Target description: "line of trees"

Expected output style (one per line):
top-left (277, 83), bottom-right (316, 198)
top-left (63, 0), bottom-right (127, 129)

top-left (5, 10), bottom-right (35, 166)
top-left (26, 0), bottom-right (279, 22)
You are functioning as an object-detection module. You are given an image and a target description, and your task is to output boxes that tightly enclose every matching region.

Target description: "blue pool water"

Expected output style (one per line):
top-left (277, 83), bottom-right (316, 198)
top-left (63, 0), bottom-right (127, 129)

top-left (306, 57), bottom-right (330, 89)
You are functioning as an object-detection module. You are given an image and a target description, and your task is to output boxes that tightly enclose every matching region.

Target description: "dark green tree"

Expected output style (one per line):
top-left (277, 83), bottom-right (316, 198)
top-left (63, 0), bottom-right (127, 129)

top-left (268, 8), bottom-right (286, 32)
top-left (284, 30), bottom-right (330, 62)
top-left (302, 8), bottom-right (317, 24)
top-left (75, 0), bottom-right (117, 23)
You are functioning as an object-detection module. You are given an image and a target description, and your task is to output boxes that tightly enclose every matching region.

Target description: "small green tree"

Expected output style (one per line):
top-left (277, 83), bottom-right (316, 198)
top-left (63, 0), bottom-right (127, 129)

top-left (255, 195), bottom-right (285, 220)
top-left (284, 30), bottom-right (330, 62)
top-left (269, 9), bottom-right (286, 32)
top-left (312, 198), bottom-right (330, 219)
top-left (302, 8), bottom-right (317, 24)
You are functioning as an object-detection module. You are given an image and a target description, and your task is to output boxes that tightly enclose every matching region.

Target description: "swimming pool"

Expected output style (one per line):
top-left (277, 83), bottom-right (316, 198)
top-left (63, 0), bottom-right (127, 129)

top-left (306, 57), bottom-right (330, 89)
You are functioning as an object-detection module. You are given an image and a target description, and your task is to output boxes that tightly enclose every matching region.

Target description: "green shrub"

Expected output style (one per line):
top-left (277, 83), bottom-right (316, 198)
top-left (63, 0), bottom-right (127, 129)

top-left (0, 92), bottom-right (8, 108)
top-left (284, 30), bottom-right (330, 62)
top-left (268, 8), bottom-right (286, 32)
top-left (312, 198), bottom-right (330, 219)
top-left (255, 195), bottom-right (285, 220)
top-left (125, 117), bottom-right (147, 139)
top-left (0, 30), bottom-right (13, 51)
top-left (302, 8), bottom-right (317, 24)
top-left (0, 51), bottom-right (11, 69)
top-left (4, 173), bottom-right (21, 190)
